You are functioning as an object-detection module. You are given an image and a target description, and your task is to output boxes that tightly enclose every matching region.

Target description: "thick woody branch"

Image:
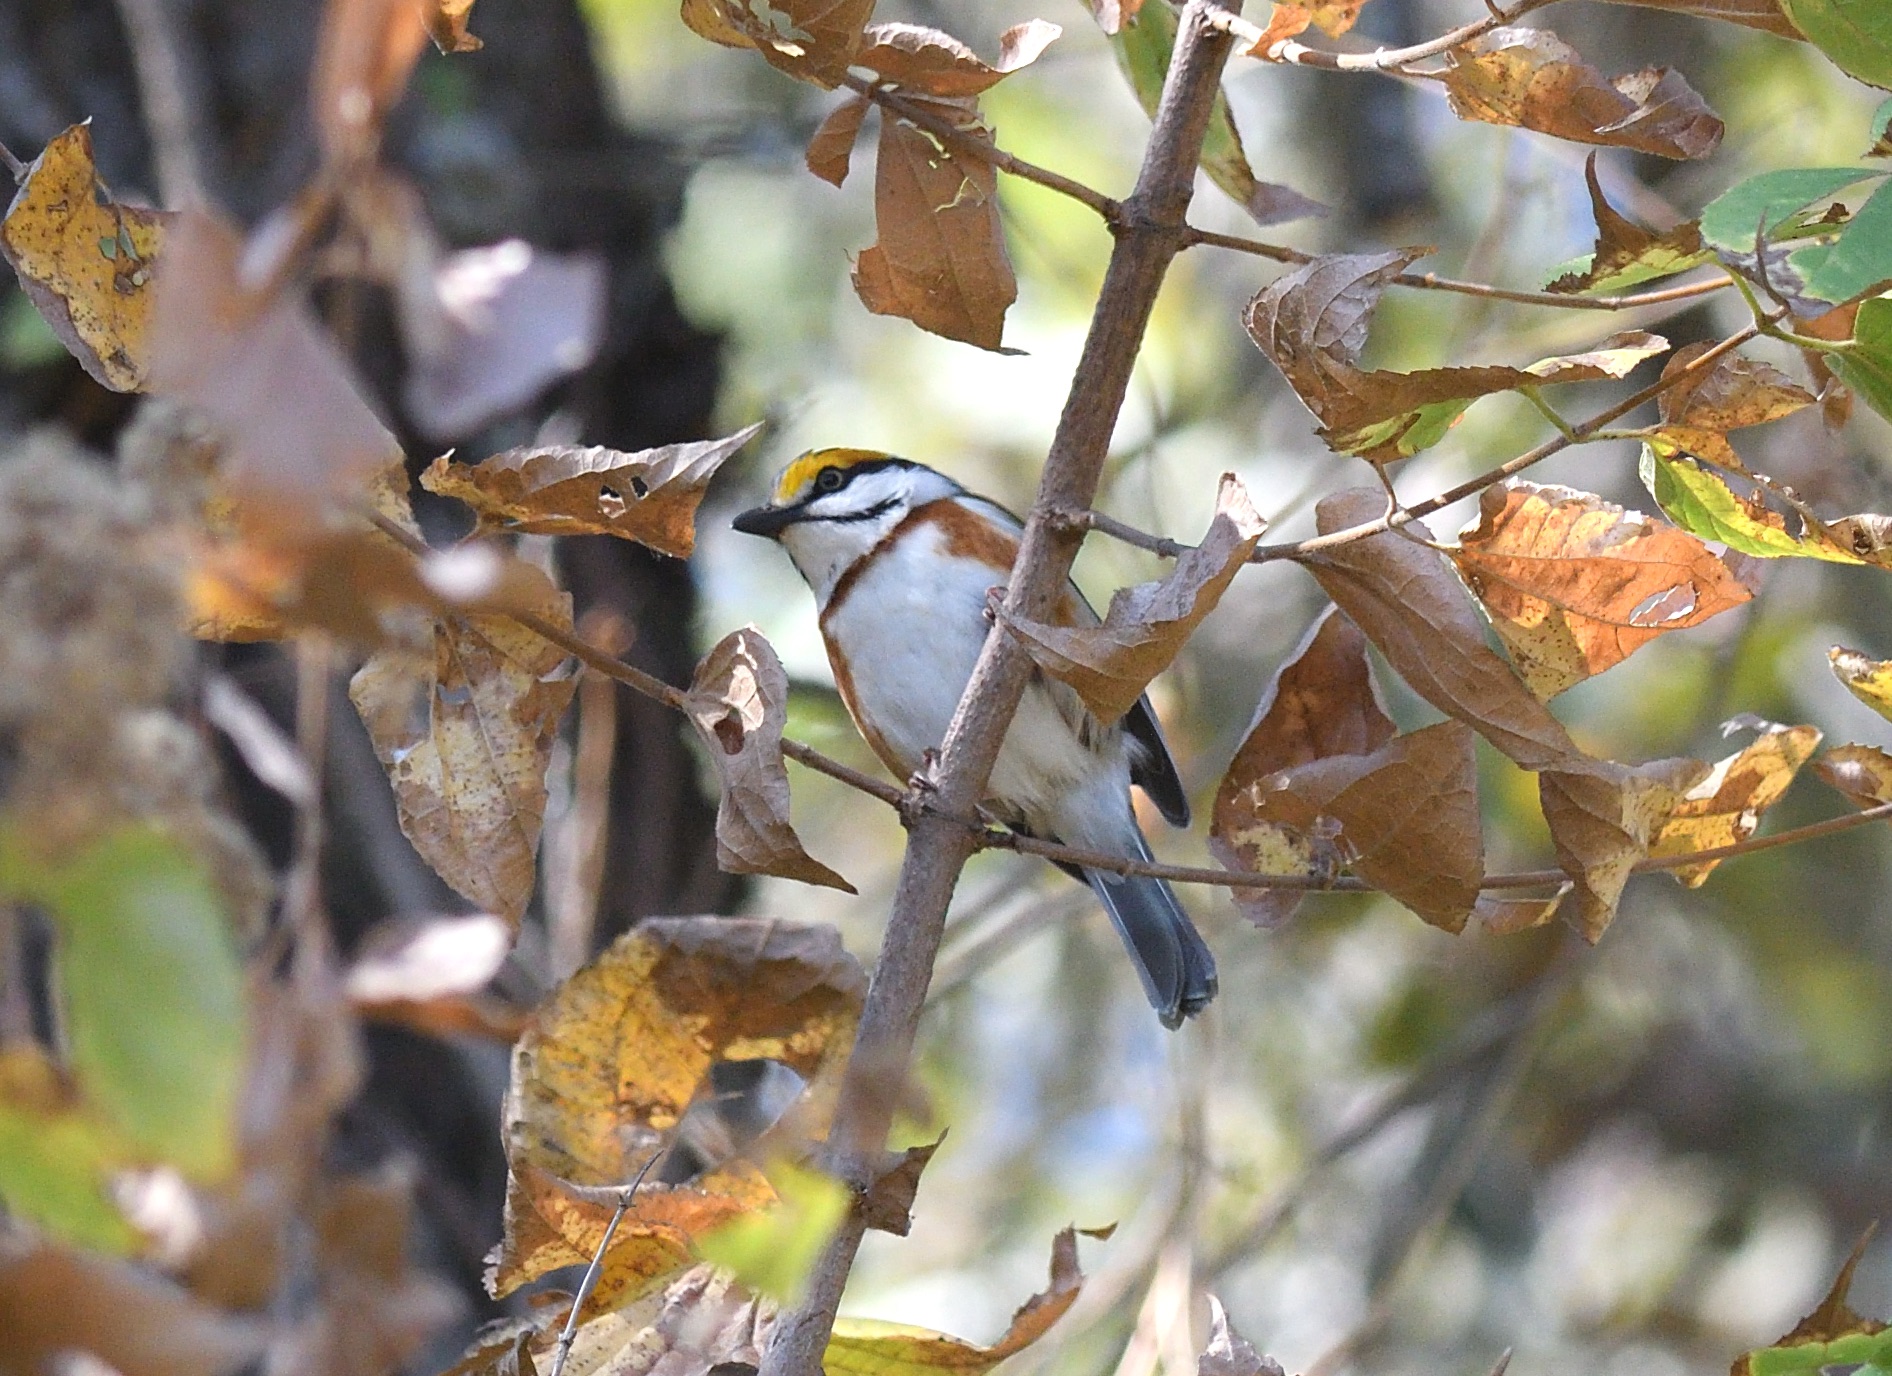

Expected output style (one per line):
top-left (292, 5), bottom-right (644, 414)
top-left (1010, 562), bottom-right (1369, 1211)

top-left (757, 4), bottom-right (1245, 1373)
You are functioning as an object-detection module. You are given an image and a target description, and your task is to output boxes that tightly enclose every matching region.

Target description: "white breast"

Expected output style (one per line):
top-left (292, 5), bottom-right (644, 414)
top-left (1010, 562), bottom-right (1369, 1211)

top-left (821, 519), bottom-right (1132, 841)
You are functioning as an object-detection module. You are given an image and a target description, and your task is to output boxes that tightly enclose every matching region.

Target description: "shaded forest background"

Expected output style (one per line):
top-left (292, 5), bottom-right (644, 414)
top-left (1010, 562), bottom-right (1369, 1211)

top-left (4, 1), bottom-right (1892, 1374)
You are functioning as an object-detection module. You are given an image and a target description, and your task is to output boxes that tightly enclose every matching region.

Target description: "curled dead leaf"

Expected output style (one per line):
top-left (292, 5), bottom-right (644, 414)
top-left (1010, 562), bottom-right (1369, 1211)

top-left (1547, 156), bottom-right (1706, 295)
top-left (860, 1134), bottom-right (945, 1237)
top-left (1539, 757), bottom-right (1709, 941)
top-left (686, 627), bottom-right (855, 891)
top-left (1450, 481), bottom-right (1752, 700)
top-left (997, 474), bottom-right (1265, 722)
top-left (1815, 743), bottom-right (1892, 809)
top-left (348, 565), bottom-right (577, 925)
top-left (420, 424), bottom-right (762, 556)
top-left (1830, 646), bottom-right (1892, 722)
top-left (1658, 342), bottom-right (1816, 431)
top-left (1441, 27), bottom-right (1724, 160)
top-left (1199, 1295), bottom-right (1286, 1376)
top-left (852, 109), bottom-right (1018, 351)
top-left (807, 96), bottom-right (872, 187)
top-left (1648, 722), bottom-right (1821, 885)
top-left (681, 0), bottom-right (876, 87)
top-left (0, 123), bottom-right (169, 392)
top-left (1303, 489), bottom-right (1585, 772)
top-left (856, 20), bottom-right (1061, 97)
top-left (1209, 608), bottom-right (1394, 928)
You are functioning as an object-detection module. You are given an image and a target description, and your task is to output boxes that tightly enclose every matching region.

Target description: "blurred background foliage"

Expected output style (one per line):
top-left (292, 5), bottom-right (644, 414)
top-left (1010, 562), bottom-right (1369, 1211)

top-left (5, 0), bottom-right (1892, 1372)
top-left (594, 2), bottom-right (1892, 1372)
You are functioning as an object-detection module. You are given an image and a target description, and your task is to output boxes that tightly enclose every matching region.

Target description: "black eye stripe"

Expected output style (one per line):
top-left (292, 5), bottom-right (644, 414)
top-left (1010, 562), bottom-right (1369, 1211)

top-left (825, 497), bottom-right (900, 524)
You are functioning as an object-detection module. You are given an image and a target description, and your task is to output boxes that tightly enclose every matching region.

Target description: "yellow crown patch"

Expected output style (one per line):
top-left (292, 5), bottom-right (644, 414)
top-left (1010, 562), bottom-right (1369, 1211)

top-left (773, 448), bottom-right (891, 504)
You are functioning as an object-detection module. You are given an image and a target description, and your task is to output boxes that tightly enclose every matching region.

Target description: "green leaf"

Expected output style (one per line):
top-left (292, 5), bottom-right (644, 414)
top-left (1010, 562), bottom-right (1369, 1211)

top-left (1698, 167), bottom-right (1881, 249)
top-left (1639, 444), bottom-right (1865, 561)
top-left (0, 1052), bottom-right (138, 1253)
top-left (1802, 177), bottom-right (1892, 300)
top-left (1109, 3), bottom-right (1318, 225)
top-left (1749, 1331), bottom-right (1892, 1376)
top-left (1780, 0), bottom-right (1892, 89)
top-left (1834, 295), bottom-right (1892, 420)
top-left (693, 1160), bottom-right (849, 1305)
top-left (0, 825), bottom-right (246, 1180)
top-left (1868, 95), bottom-right (1892, 155)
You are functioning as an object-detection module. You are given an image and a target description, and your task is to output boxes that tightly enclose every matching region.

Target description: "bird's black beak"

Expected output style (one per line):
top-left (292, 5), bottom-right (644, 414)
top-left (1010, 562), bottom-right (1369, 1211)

top-left (732, 504), bottom-right (802, 538)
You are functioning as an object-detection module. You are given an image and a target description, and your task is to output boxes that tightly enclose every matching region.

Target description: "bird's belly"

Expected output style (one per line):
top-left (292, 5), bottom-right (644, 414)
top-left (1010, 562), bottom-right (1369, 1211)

top-left (821, 544), bottom-right (1119, 828)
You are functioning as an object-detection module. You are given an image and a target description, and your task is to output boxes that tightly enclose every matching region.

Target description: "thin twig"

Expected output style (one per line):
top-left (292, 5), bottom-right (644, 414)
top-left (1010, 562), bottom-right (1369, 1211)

top-left (283, 636), bottom-right (333, 980)
top-left (111, 0), bottom-right (209, 204)
top-left (1208, 0), bottom-right (1561, 70)
top-left (548, 1152), bottom-right (662, 1376)
top-left (0, 137), bottom-right (25, 183)
top-left (1184, 225), bottom-right (1734, 313)
top-left (840, 74), bottom-right (1119, 220)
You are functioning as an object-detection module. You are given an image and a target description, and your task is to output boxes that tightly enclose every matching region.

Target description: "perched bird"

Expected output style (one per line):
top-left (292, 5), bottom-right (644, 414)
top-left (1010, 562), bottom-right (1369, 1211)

top-left (733, 449), bottom-right (1216, 1028)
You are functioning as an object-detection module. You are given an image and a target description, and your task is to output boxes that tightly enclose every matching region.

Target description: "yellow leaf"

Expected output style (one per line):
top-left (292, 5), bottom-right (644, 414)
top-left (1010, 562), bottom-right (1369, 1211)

top-left (0, 123), bottom-right (168, 392)
top-left (1831, 646), bottom-right (1892, 721)
top-left (1649, 723), bottom-right (1822, 885)
top-left (487, 919), bottom-right (864, 1315)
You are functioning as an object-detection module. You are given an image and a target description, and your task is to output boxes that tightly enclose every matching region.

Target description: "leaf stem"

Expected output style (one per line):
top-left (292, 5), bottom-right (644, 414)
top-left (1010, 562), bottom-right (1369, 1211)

top-left (0, 137), bottom-right (24, 184)
top-left (547, 1152), bottom-right (660, 1376)
top-left (1205, 0), bottom-right (1561, 70)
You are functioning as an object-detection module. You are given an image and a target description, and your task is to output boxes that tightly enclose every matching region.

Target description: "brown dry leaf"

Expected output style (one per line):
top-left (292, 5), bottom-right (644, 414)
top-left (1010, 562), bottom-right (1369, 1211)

top-left (348, 565), bottom-right (577, 926)
top-left (420, 423), bottom-right (762, 556)
top-left (426, 0), bottom-right (482, 51)
top-left (1304, 489), bottom-right (1586, 772)
top-left (1472, 887), bottom-right (1573, 935)
top-left (807, 95), bottom-right (872, 186)
top-left (824, 1225), bottom-right (1088, 1376)
top-left (1648, 722), bottom-right (1821, 885)
top-left (1815, 743), bottom-right (1892, 809)
top-left (1450, 481), bottom-right (1752, 699)
top-left (857, 20), bottom-right (1061, 97)
top-left (344, 911), bottom-right (526, 1041)
top-left (853, 108), bottom-right (1018, 351)
top-left (685, 627), bottom-right (855, 891)
top-left (487, 918), bottom-right (864, 1312)
top-left (1247, 0), bottom-right (1371, 51)
top-left (148, 208), bottom-right (401, 523)
top-left (1441, 27), bottom-right (1724, 160)
top-left (997, 474), bottom-right (1265, 722)
top-left (680, 0), bottom-right (876, 87)
top-left (0, 1238), bottom-right (265, 1376)
top-left (1540, 757), bottom-right (1709, 940)
top-left (1218, 722), bottom-right (1485, 933)
top-left (1547, 156), bottom-right (1707, 294)
top-left (861, 1135), bottom-right (945, 1237)
top-left (1244, 251), bottom-right (1667, 461)
top-left (312, 0), bottom-right (433, 164)
top-left (1208, 608), bottom-right (1394, 928)
top-left (541, 1265), bottom-right (775, 1376)
top-left (1657, 341), bottom-right (1816, 431)
top-left (0, 123), bottom-right (169, 392)
top-left (1594, 0), bottom-right (1800, 37)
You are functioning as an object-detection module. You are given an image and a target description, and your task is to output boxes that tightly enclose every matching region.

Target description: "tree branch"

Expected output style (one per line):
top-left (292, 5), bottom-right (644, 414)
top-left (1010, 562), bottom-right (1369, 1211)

top-left (1206, 0), bottom-right (1563, 70)
top-left (758, 4), bottom-right (1246, 1372)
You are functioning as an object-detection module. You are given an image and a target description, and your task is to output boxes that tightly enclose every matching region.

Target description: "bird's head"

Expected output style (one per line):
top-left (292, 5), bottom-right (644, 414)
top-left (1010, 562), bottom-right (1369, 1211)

top-left (733, 449), bottom-right (961, 602)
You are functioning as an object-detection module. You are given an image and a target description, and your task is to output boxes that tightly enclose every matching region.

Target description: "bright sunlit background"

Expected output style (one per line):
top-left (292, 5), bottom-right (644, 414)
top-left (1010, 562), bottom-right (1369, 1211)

top-left (571, 3), bottom-right (1892, 1372)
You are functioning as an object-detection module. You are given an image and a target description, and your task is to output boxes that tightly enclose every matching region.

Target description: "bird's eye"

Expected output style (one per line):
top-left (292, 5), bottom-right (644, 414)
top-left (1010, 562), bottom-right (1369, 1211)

top-left (816, 468), bottom-right (845, 493)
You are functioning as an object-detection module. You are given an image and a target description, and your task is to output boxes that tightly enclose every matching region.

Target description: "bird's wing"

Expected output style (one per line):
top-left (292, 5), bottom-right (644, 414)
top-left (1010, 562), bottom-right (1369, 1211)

top-left (961, 494), bottom-right (1192, 830)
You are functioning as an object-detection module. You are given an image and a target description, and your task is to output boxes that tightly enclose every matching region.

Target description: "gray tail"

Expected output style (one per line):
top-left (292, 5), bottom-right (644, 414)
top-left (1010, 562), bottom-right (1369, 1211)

top-left (1084, 832), bottom-right (1217, 1029)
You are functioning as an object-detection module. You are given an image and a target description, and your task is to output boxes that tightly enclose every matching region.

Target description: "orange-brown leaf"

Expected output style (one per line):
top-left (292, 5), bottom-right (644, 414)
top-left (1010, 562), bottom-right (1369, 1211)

top-left (1540, 757), bottom-right (1709, 940)
top-left (1209, 608), bottom-right (1394, 927)
top-left (425, 0), bottom-right (482, 52)
top-left (1304, 489), bottom-right (1586, 771)
top-left (0, 123), bottom-right (169, 392)
top-left (680, 0), bottom-right (876, 87)
top-left (420, 424), bottom-right (762, 557)
top-left (1441, 27), bottom-right (1723, 160)
top-left (857, 20), bottom-right (1060, 97)
top-left (852, 111), bottom-right (1018, 351)
top-left (1546, 155), bottom-right (1706, 295)
top-left (807, 95), bottom-right (872, 186)
top-left (1593, 0), bottom-right (1800, 37)
top-left (1648, 722), bottom-right (1821, 884)
top-left (1216, 721), bottom-right (1485, 933)
top-left (312, 0), bottom-right (432, 165)
top-left (1451, 481), bottom-right (1752, 699)
top-left (685, 628), bottom-right (855, 891)
top-left (997, 474), bottom-right (1265, 722)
